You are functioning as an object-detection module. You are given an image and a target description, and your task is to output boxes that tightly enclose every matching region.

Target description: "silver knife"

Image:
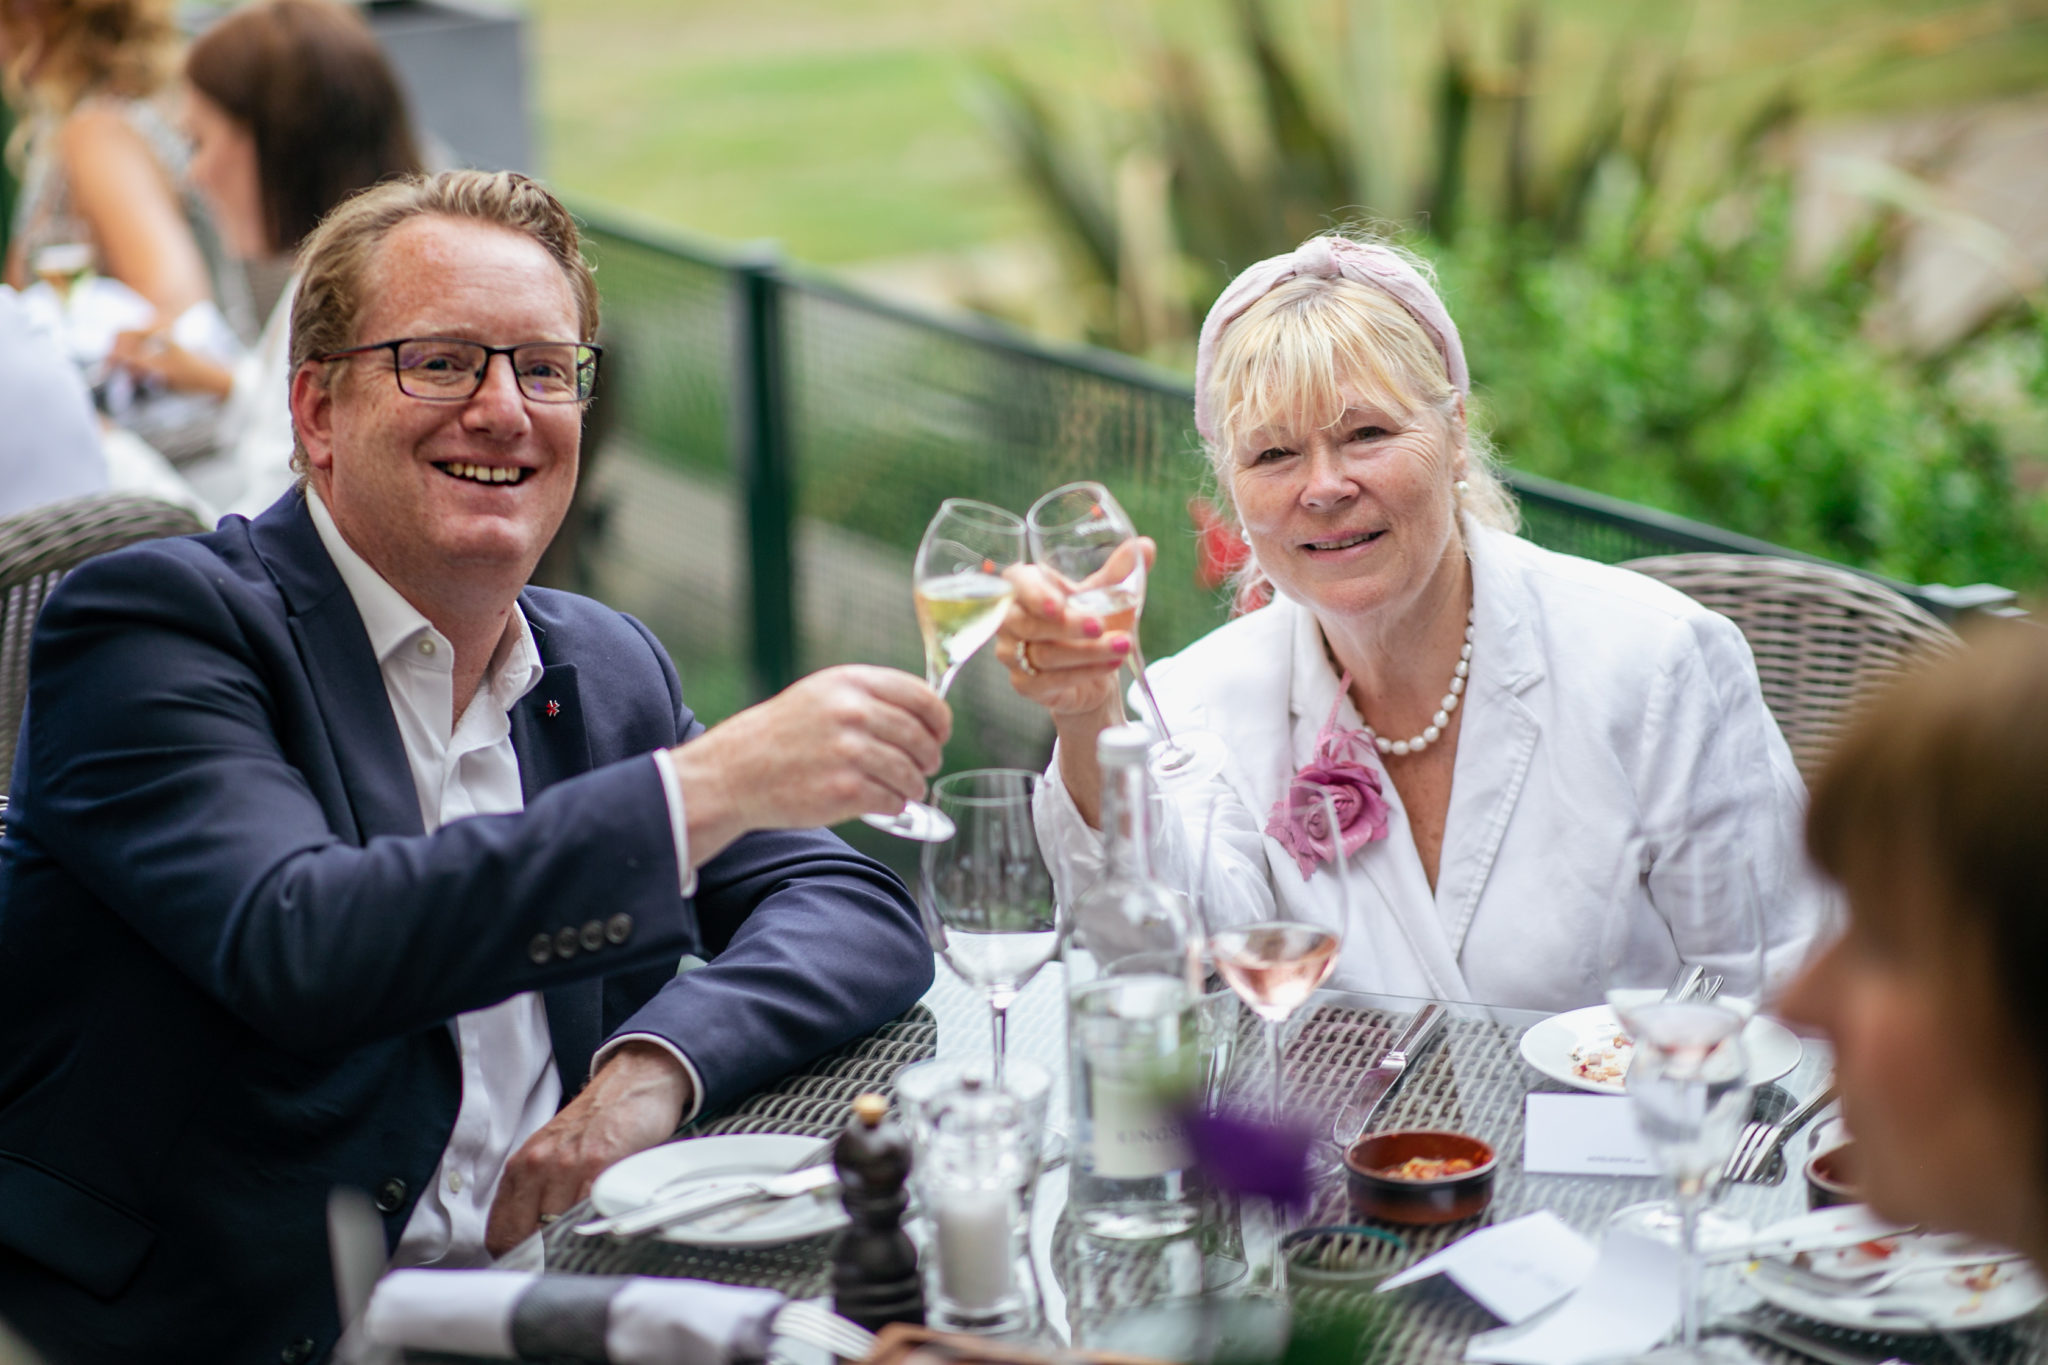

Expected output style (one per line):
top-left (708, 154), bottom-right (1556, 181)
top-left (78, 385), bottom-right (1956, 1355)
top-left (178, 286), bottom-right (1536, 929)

top-left (1331, 1002), bottom-right (1447, 1146)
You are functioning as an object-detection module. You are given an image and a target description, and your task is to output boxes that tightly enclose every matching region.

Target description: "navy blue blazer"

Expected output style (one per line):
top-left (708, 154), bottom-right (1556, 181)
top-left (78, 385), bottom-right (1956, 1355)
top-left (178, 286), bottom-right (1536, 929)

top-left (0, 492), bottom-right (932, 1365)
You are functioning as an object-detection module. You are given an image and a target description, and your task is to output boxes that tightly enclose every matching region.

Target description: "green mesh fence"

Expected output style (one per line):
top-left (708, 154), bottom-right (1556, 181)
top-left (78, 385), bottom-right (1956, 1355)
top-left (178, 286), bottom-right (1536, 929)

top-left (571, 209), bottom-right (2000, 870)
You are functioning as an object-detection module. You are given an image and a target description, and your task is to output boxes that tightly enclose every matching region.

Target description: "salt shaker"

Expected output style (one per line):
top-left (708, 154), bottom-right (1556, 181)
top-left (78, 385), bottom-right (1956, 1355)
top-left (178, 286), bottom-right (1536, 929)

top-left (914, 1076), bottom-right (1038, 1335)
top-left (830, 1092), bottom-right (925, 1331)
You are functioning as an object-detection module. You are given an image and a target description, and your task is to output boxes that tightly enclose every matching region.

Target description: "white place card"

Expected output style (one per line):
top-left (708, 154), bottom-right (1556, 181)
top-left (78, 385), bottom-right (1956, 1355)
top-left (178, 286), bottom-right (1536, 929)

top-left (1377, 1211), bottom-right (1597, 1324)
top-left (1464, 1229), bottom-right (1680, 1365)
top-left (1522, 1093), bottom-right (1654, 1176)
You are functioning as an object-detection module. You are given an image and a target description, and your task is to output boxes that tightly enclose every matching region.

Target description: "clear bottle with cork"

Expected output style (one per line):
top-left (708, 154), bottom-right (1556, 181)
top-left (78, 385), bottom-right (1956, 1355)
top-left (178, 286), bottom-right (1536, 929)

top-left (1063, 723), bottom-right (1205, 1239)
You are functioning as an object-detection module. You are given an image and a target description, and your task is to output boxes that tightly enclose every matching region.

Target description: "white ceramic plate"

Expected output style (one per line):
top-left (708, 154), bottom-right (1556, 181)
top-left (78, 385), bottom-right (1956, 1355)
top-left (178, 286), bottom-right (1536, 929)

top-left (1517, 1004), bottom-right (1802, 1095)
top-left (589, 1134), bottom-right (847, 1249)
top-left (1739, 1211), bottom-right (2047, 1331)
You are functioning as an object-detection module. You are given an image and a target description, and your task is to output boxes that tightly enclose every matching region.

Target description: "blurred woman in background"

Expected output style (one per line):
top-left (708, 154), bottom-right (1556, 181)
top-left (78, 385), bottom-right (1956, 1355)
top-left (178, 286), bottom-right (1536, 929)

top-left (110, 0), bottom-right (422, 516)
top-left (1782, 626), bottom-right (2047, 1263)
top-left (0, 0), bottom-right (214, 320)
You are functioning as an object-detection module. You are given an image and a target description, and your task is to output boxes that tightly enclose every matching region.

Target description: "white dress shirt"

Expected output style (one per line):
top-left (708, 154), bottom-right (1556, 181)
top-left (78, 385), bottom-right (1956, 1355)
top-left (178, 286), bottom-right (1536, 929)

top-left (1037, 520), bottom-right (1833, 1012)
top-left (306, 489), bottom-right (701, 1268)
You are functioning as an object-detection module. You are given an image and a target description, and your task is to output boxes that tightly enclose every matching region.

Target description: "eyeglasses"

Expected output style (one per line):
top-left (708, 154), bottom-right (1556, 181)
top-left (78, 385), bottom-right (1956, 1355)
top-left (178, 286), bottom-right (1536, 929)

top-left (316, 336), bottom-right (602, 403)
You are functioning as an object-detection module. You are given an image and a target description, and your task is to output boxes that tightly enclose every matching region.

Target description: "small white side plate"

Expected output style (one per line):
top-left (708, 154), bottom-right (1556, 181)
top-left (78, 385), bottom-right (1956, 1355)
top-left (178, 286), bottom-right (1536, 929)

top-left (1739, 1215), bottom-right (2047, 1330)
top-left (590, 1134), bottom-right (848, 1249)
top-left (1517, 1005), bottom-right (1802, 1096)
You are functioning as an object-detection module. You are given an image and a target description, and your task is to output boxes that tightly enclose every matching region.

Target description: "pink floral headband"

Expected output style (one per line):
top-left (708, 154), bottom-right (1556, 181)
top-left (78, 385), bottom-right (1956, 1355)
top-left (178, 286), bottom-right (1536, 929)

top-left (1192, 236), bottom-right (1469, 448)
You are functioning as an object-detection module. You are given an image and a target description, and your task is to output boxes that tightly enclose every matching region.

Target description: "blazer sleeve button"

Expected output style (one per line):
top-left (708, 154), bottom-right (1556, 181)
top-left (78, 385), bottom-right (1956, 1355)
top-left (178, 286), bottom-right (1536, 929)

top-left (580, 919), bottom-right (605, 953)
top-left (554, 925), bottom-right (580, 960)
top-left (527, 932), bottom-right (553, 966)
top-left (373, 1177), bottom-right (408, 1214)
top-left (280, 1338), bottom-right (316, 1365)
top-left (605, 913), bottom-right (633, 945)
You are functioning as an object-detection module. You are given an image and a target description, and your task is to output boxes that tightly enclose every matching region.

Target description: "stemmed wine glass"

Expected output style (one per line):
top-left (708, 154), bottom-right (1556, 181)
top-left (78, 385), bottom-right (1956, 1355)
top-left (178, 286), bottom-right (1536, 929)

top-left (1025, 482), bottom-right (1227, 786)
top-left (921, 769), bottom-right (1063, 1088)
top-left (1600, 854), bottom-right (1769, 1362)
top-left (864, 499), bottom-right (1026, 842)
top-left (1204, 793), bottom-right (1347, 1292)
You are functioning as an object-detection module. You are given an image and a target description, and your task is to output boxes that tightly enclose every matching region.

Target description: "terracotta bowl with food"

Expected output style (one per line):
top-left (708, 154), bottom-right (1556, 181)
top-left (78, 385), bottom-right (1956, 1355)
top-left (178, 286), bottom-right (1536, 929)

top-left (1804, 1141), bottom-right (1859, 1209)
top-left (1344, 1130), bottom-right (1498, 1226)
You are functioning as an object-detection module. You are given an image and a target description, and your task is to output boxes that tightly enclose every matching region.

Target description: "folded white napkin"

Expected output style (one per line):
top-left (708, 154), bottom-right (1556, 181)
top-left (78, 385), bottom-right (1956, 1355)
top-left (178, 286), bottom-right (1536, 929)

top-left (364, 1269), bottom-right (786, 1364)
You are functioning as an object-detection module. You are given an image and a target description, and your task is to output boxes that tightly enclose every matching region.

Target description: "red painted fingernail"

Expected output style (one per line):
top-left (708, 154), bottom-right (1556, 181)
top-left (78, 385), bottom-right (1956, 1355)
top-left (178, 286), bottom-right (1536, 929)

top-left (1082, 619), bottom-right (1103, 639)
top-left (1110, 637), bottom-right (1130, 655)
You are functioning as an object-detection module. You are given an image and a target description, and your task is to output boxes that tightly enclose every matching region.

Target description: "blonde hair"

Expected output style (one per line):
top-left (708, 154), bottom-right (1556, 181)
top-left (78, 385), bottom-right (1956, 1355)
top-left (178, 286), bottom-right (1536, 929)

top-left (1, 0), bottom-right (178, 116)
top-left (289, 170), bottom-right (600, 472)
top-left (1202, 263), bottom-right (1515, 539)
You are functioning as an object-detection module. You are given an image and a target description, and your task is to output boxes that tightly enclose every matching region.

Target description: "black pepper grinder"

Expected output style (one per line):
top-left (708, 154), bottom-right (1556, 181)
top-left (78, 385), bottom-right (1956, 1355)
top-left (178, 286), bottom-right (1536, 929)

top-left (830, 1092), bottom-right (925, 1332)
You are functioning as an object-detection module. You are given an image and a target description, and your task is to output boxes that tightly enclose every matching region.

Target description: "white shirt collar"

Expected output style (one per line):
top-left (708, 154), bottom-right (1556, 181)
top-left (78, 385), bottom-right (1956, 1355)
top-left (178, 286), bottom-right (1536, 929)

top-left (304, 485), bottom-right (544, 709)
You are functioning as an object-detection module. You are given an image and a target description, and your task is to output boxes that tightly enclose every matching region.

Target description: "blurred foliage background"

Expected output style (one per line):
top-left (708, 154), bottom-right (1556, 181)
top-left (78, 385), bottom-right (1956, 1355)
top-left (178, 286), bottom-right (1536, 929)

top-left (528, 0), bottom-right (2048, 596)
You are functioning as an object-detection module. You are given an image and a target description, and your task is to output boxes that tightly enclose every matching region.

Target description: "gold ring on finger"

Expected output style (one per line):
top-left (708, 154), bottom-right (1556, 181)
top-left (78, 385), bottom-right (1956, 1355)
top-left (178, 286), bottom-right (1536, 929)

top-left (1016, 641), bottom-right (1038, 677)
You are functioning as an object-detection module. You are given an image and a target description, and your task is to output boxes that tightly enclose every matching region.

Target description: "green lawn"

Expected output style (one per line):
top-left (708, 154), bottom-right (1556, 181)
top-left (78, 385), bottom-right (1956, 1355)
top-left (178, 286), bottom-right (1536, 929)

top-left (526, 0), bottom-right (2048, 267)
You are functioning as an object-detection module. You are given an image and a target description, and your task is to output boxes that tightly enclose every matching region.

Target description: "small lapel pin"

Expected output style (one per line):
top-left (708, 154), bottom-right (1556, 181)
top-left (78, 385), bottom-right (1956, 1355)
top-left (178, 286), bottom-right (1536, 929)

top-left (544, 699), bottom-right (561, 718)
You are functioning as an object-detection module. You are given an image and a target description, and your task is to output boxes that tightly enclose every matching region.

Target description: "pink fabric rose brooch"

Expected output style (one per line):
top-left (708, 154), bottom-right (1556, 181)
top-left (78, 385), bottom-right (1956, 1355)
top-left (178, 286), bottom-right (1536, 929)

top-left (1264, 672), bottom-right (1391, 878)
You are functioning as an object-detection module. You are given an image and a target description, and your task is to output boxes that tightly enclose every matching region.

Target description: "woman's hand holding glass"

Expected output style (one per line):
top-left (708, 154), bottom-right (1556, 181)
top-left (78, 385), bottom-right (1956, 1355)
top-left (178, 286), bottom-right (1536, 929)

top-left (996, 539), bottom-right (1151, 718)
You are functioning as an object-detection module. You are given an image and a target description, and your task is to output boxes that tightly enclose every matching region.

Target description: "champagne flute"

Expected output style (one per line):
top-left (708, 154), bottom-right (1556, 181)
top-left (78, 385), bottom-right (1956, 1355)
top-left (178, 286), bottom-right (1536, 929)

top-left (1025, 482), bottom-right (1228, 786)
top-left (921, 769), bottom-right (1062, 1089)
top-left (1600, 854), bottom-right (1768, 1362)
top-left (864, 499), bottom-right (1026, 842)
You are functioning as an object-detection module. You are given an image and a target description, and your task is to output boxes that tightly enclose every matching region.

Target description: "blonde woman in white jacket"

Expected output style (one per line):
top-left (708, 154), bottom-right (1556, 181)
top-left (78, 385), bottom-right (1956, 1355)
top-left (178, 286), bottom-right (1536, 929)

top-left (996, 234), bottom-right (1828, 1011)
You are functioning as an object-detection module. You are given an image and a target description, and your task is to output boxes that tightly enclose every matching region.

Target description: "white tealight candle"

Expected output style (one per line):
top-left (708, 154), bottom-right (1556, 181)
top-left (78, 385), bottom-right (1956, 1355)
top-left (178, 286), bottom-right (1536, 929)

top-left (933, 1187), bottom-right (1013, 1311)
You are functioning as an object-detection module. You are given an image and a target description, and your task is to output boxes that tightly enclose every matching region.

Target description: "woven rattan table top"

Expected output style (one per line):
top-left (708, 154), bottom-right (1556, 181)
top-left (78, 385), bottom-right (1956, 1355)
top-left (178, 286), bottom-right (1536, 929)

top-left (534, 966), bottom-right (2043, 1364)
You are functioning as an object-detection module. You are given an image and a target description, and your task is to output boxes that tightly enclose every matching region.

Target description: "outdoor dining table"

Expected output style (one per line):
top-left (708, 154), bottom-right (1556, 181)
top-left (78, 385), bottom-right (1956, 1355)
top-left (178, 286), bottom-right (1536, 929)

top-left (521, 962), bottom-right (2046, 1365)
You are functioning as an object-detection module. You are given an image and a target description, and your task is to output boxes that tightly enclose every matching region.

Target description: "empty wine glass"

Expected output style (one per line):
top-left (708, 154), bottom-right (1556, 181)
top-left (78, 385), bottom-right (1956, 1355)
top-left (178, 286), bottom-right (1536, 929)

top-left (864, 500), bottom-right (1026, 842)
top-left (1025, 481), bottom-right (1227, 786)
top-left (921, 769), bottom-right (1063, 1088)
top-left (1601, 853), bottom-right (1769, 1362)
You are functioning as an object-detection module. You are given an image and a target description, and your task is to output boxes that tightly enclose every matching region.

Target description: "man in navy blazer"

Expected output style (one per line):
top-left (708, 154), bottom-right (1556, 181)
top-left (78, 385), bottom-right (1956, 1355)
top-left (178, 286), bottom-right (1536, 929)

top-left (0, 172), bottom-right (944, 1365)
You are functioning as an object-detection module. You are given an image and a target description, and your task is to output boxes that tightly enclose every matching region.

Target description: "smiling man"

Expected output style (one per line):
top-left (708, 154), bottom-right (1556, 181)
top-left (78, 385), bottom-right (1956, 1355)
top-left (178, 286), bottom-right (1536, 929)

top-left (0, 171), bottom-right (941, 1365)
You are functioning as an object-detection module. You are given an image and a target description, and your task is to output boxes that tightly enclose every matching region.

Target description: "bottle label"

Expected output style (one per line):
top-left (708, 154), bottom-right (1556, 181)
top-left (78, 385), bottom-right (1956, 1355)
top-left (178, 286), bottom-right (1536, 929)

top-left (1088, 1075), bottom-right (1191, 1178)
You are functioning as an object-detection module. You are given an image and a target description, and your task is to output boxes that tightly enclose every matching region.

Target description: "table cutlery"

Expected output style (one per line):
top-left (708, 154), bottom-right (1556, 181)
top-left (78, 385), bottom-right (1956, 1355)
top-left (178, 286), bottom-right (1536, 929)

top-left (772, 1300), bottom-right (876, 1360)
top-left (1706, 1219), bottom-right (1919, 1266)
top-left (1331, 1002), bottom-right (1447, 1146)
top-left (1724, 1073), bottom-right (1839, 1184)
top-left (1723, 1308), bottom-right (1905, 1365)
top-left (1752, 1249), bottom-right (2029, 1299)
top-left (576, 1161), bottom-right (840, 1239)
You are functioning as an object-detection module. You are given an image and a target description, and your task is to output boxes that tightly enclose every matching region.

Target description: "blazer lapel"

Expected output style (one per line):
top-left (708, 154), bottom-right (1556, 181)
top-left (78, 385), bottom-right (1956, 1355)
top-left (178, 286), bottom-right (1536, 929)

top-left (508, 638), bottom-right (602, 1092)
top-left (1436, 525), bottom-right (1545, 957)
top-left (250, 493), bottom-right (422, 841)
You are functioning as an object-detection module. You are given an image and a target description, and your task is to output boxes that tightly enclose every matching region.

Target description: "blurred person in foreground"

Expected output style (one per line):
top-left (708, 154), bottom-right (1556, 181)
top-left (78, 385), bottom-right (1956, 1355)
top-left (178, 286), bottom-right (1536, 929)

top-left (0, 283), bottom-right (104, 517)
top-left (109, 0), bottom-right (422, 517)
top-left (0, 169), bottom-right (942, 1365)
top-left (1781, 626), bottom-right (2048, 1264)
top-left (998, 232), bottom-right (1827, 1008)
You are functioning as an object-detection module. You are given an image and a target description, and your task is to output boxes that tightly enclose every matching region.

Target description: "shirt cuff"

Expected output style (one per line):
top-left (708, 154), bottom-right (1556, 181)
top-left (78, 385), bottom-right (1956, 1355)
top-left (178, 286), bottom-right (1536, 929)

top-left (651, 749), bottom-right (698, 899)
top-left (591, 1033), bottom-right (706, 1127)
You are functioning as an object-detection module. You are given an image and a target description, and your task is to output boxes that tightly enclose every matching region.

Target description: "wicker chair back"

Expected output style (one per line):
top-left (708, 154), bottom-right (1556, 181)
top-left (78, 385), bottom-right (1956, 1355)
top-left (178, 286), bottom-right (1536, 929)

top-left (1622, 552), bottom-right (1960, 782)
top-left (1, 494), bottom-right (208, 796)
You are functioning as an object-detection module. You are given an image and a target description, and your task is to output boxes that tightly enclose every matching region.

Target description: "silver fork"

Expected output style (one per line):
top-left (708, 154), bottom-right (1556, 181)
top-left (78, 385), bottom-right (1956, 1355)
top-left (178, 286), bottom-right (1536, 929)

top-left (1723, 1074), bottom-right (1838, 1184)
top-left (774, 1300), bottom-right (877, 1360)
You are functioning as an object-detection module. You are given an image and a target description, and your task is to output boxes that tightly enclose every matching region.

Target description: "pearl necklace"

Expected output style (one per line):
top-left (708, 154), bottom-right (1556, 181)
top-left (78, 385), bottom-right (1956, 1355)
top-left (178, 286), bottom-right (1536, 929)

top-left (1363, 608), bottom-right (1473, 757)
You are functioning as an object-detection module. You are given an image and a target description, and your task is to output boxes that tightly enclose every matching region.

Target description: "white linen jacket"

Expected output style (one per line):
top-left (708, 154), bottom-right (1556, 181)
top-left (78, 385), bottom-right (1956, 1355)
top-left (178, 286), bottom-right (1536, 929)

top-left (1036, 522), bottom-right (1832, 1012)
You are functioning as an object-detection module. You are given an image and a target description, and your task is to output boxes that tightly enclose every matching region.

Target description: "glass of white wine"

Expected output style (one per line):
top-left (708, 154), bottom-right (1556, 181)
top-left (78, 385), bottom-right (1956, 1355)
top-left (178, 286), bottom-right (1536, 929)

top-left (31, 242), bottom-right (95, 305)
top-left (863, 499), bottom-right (1026, 842)
top-left (1025, 481), bottom-right (1229, 786)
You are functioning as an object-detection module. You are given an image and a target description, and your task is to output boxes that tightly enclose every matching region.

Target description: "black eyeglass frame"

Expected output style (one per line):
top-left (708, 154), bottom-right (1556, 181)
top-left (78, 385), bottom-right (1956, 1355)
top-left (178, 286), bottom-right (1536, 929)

top-left (315, 336), bottom-right (604, 404)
